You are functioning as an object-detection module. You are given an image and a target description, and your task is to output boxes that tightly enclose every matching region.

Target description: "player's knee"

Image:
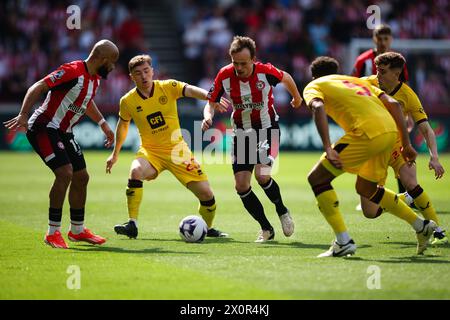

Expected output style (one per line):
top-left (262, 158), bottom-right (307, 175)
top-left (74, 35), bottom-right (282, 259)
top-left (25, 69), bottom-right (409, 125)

top-left (130, 167), bottom-right (145, 180)
top-left (362, 207), bottom-right (383, 219)
top-left (235, 181), bottom-right (250, 193)
top-left (198, 189), bottom-right (214, 202)
top-left (74, 170), bottom-right (89, 186)
top-left (402, 180), bottom-right (417, 192)
top-left (55, 166), bottom-right (73, 184)
top-left (307, 170), bottom-right (322, 187)
top-left (255, 174), bottom-right (270, 186)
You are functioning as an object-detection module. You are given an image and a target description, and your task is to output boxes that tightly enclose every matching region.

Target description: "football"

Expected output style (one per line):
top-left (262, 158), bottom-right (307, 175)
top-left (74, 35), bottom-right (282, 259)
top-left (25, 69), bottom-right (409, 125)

top-left (179, 215), bottom-right (208, 243)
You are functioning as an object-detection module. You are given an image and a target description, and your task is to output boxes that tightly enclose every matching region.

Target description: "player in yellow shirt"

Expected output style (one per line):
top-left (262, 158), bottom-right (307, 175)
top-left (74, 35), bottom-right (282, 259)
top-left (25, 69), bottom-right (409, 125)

top-left (106, 54), bottom-right (229, 238)
top-left (303, 56), bottom-right (437, 257)
top-left (363, 52), bottom-right (446, 245)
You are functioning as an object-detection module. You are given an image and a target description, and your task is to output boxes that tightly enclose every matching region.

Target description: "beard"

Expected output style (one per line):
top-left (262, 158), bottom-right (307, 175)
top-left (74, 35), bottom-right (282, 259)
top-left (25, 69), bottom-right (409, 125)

top-left (98, 65), bottom-right (110, 79)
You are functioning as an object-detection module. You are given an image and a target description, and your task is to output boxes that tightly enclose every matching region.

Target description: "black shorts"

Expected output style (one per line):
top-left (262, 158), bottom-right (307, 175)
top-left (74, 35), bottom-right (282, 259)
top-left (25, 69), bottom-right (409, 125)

top-left (26, 127), bottom-right (86, 172)
top-left (232, 124), bottom-right (280, 173)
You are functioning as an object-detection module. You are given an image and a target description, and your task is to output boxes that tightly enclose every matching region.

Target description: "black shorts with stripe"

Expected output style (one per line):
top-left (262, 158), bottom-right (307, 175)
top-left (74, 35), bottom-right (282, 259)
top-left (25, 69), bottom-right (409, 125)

top-left (232, 123), bottom-right (280, 173)
top-left (26, 127), bottom-right (86, 172)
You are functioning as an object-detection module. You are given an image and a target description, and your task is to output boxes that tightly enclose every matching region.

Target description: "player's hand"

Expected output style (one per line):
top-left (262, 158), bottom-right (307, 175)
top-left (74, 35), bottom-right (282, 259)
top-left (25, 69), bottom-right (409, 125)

top-left (106, 154), bottom-right (118, 174)
top-left (202, 118), bottom-right (212, 131)
top-left (3, 114), bottom-right (28, 131)
top-left (429, 157), bottom-right (445, 179)
top-left (401, 144), bottom-right (418, 165)
top-left (212, 101), bottom-right (228, 113)
top-left (219, 97), bottom-right (231, 110)
top-left (325, 147), bottom-right (342, 169)
top-left (290, 96), bottom-right (303, 109)
top-left (100, 122), bottom-right (114, 148)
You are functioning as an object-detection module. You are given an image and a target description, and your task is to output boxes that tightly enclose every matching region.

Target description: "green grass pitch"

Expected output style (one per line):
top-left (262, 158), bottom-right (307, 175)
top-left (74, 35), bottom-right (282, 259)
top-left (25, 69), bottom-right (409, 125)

top-left (0, 151), bottom-right (449, 299)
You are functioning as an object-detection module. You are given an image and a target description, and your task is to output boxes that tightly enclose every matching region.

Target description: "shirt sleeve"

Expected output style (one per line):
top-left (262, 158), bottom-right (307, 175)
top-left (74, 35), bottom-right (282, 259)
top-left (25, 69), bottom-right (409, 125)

top-left (43, 63), bottom-right (79, 89)
top-left (407, 89), bottom-right (428, 124)
top-left (207, 73), bottom-right (225, 103)
top-left (303, 81), bottom-right (325, 106)
top-left (167, 79), bottom-right (187, 100)
top-left (118, 97), bottom-right (132, 121)
top-left (264, 63), bottom-right (284, 86)
top-left (369, 84), bottom-right (385, 97)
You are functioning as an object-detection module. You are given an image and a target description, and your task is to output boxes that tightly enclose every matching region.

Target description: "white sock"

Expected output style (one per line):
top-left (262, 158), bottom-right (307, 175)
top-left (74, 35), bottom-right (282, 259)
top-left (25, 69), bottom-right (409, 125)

top-left (48, 221), bottom-right (61, 235)
top-left (70, 221), bottom-right (84, 234)
top-left (404, 192), bottom-right (414, 206)
top-left (412, 218), bottom-right (425, 232)
top-left (336, 231), bottom-right (351, 245)
top-left (130, 218), bottom-right (138, 227)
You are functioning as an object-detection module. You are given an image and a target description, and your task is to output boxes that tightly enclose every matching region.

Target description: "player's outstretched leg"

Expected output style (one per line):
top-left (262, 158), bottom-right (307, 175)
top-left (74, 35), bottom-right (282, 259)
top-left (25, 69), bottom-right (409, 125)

top-left (188, 180), bottom-right (229, 238)
top-left (258, 177), bottom-right (294, 237)
top-left (369, 187), bottom-right (437, 254)
top-left (402, 185), bottom-right (447, 245)
top-left (309, 163), bottom-right (355, 257)
top-left (114, 178), bottom-right (143, 239)
top-left (67, 169), bottom-right (106, 245)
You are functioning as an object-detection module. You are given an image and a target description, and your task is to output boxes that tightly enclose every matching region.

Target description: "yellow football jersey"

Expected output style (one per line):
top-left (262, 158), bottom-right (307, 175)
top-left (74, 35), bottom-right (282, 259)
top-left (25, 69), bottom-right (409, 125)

top-left (363, 75), bottom-right (428, 124)
top-left (119, 79), bottom-right (187, 151)
top-left (303, 75), bottom-right (397, 139)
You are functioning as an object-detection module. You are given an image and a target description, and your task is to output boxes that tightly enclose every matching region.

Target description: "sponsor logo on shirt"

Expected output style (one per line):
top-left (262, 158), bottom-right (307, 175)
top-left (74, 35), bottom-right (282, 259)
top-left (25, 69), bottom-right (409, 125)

top-left (147, 111), bottom-right (166, 129)
top-left (68, 103), bottom-right (85, 115)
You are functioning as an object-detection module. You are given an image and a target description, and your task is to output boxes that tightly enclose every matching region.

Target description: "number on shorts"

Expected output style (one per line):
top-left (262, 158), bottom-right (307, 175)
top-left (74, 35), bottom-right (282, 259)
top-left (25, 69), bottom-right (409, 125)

top-left (69, 139), bottom-right (81, 153)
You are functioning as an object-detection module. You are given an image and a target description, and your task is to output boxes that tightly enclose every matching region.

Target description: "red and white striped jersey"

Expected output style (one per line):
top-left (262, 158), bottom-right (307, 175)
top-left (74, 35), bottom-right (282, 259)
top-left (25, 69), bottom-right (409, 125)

top-left (207, 62), bottom-right (284, 130)
top-left (28, 60), bottom-right (100, 133)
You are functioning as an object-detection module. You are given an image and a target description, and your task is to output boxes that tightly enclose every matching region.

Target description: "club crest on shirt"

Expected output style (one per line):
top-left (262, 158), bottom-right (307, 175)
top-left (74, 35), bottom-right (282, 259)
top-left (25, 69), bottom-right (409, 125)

top-left (57, 142), bottom-right (65, 150)
top-left (159, 96), bottom-right (168, 105)
top-left (256, 80), bottom-right (265, 91)
top-left (50, 70), bottom-right (65, 83)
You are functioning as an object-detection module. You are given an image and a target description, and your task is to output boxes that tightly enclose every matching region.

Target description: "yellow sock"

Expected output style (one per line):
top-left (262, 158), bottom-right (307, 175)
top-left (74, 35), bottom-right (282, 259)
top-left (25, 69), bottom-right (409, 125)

top-left (411, 187), bottom-right (440, 225)
top-left (398, 192), bottom-right (407, 203)
top-left (316, 189), bottom-right (347, 234)
top-left (198, 198), bottom-right (216, 228)
top-left (378, 188), bottom-right (418, 225)
top-left (126, 186), bottom-right (143, 220)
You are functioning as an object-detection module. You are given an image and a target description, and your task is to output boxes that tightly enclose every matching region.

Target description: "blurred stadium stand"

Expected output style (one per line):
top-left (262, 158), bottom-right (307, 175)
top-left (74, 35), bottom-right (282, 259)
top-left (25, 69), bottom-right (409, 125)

top-left (0, 0), bottom-right (449, 151)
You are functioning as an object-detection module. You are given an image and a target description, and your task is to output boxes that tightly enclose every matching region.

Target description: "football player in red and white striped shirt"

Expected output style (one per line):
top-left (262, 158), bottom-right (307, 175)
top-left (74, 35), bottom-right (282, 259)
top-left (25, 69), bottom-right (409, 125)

top-left (202, 36), bottom-right (302, 242)
top-left (3, 40), bottom-right (118, 249)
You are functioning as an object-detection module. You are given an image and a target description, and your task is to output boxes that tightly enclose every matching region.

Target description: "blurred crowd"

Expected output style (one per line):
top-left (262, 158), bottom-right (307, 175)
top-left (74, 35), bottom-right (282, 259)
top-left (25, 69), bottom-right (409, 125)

top-left (0, 0), bottom-right (144, 108)
top-left (179, 0), bottom-right (450, 113)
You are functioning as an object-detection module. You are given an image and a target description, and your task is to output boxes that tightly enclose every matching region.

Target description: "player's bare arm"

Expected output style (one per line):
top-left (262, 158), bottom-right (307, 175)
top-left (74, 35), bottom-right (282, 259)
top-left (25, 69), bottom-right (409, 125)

top-left (281, 71), bottom-right (303, 108)
top-left (86, 100), bottom-right (114, 148)
top-left (417, 120), bottom-right (445, 179)
top-left (202, 102), bottom-right (215, 131)
top-left (106, 118), bottom-right (130, 174)
top-left (3, 79), bottom-right (49, 130)
top-left (378, 93), bottom-right (417, 164)
top-left (184, 84), bottom-right (230, 113)
top-left (309, 98), bottom-right (342, 169)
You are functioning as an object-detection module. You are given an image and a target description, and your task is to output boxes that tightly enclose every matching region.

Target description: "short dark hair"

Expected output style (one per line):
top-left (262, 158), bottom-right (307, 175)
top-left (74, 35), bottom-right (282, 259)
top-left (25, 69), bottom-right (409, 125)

top-left (128, 54), bottom-right (152, 73)
top-left (310, 56), bottom-right (339, 78)
top-left (229, 36), bottom-right (256, 58)
top-left (374, 52), bottom-right (405, 70)
top-left (373, 24), bottom-right (392, 37)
